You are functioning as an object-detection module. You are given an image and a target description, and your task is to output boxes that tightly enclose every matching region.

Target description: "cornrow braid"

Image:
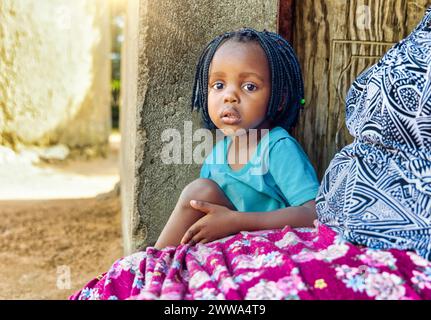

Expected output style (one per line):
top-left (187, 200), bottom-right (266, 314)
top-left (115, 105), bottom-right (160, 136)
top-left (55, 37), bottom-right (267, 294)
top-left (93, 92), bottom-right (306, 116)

top-left (191, 28), bottom-right (305, 132)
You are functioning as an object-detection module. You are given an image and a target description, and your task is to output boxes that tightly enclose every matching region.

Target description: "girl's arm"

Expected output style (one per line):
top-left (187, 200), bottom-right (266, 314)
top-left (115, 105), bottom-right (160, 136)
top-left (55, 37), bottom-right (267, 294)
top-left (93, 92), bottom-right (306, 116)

top-left (232, 200), bottom-right (316, 231)
top-left (180, 200), bottom-right (317, 245)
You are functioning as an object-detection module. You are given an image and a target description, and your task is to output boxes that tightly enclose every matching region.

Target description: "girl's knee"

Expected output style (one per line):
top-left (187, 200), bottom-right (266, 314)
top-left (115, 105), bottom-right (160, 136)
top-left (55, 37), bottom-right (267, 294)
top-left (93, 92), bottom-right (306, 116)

top-left (178, 178), bottom-right (235, 209)
top-left (180, 178), bottom-right (221, 200)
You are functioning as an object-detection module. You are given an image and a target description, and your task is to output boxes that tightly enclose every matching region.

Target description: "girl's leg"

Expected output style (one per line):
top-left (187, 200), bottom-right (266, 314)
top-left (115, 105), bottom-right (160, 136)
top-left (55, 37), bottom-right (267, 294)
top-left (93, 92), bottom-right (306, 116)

top-left (154, 178), bottom-right (235, 249)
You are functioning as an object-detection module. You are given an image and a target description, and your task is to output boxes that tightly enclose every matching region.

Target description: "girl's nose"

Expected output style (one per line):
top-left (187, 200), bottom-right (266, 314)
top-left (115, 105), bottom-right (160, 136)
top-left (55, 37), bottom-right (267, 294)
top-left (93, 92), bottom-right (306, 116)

top-left (223, 89), bottom-right (239, 104)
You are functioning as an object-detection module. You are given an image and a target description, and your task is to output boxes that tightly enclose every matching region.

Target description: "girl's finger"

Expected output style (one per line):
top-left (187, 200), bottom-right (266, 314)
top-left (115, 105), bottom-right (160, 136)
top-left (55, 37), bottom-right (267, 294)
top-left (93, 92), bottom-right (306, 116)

top-left (190, 231), bottom-right (205, 245)
top-left (181, 227), bottom-right (197, 245)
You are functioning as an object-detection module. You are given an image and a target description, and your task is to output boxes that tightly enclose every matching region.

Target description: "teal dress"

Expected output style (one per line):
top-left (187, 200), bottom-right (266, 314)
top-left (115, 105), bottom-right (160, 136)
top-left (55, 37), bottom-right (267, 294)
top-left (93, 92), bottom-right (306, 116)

top-left (200, 126), bottom-right (320, 212)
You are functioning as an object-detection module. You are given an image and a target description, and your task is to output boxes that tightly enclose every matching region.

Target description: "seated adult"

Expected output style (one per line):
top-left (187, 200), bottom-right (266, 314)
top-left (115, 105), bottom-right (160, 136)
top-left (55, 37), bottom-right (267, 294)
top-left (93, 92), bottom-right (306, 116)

top-left (316, 6), bottom-right (431, 259)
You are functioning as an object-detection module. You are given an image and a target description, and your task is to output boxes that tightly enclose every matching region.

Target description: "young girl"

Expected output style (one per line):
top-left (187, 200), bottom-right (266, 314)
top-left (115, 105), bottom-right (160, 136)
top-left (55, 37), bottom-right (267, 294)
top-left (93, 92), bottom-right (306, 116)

top-left (154, 28), bottom-right (320, 249)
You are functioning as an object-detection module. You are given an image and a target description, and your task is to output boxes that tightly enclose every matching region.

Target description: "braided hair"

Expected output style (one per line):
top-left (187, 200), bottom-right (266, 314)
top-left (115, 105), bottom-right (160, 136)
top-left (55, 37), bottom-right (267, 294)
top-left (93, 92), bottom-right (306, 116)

top-left (191, 28), bottom-right (305, 132)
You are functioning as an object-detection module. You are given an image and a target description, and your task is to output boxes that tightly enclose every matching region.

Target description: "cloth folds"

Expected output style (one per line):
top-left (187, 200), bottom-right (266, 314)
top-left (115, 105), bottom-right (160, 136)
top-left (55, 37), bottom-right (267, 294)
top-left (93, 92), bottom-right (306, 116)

top-left (70, 223), bottom-right (431, 300)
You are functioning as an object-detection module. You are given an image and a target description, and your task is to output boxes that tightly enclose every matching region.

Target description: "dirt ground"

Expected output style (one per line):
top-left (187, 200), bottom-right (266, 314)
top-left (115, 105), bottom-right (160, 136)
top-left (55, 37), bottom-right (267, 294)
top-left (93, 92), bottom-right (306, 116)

top-left (0, 193), bottom-right (124, 300)
top-left (0, 132), bottom-right (124, 299)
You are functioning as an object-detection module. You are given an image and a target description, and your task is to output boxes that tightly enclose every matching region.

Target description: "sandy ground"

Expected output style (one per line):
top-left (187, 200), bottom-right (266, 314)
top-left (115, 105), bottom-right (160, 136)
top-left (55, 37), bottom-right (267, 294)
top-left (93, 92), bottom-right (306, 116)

top-left (0, 133), bottom-right (124, 299)
top-left (0, 196), bottom-right (123, 299)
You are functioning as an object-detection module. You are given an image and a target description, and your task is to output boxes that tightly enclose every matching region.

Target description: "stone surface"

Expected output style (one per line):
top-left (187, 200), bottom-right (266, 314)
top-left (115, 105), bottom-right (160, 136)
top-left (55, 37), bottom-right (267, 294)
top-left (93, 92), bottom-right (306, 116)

top-left (0, 0), bottom-right (111, 151)
top-left (121, 0), bottom-right (278, 253)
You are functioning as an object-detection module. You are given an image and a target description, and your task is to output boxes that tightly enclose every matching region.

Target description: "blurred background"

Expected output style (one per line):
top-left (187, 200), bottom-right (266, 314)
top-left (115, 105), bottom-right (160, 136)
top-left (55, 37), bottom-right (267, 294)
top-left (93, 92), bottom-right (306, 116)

top-left (0, 0), bottom-right (125, 299)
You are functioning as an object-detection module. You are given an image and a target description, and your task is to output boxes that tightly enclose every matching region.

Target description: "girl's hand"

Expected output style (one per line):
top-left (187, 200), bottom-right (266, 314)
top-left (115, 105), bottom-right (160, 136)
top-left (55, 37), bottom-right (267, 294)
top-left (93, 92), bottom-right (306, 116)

top-left (180, 200), bottom-right (238, 245)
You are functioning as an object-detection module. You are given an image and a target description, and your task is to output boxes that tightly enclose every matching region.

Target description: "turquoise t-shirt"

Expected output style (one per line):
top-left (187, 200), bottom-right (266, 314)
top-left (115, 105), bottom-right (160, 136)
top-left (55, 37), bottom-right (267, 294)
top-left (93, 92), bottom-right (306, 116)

top-left (200, 126), bottom-right (320, 212)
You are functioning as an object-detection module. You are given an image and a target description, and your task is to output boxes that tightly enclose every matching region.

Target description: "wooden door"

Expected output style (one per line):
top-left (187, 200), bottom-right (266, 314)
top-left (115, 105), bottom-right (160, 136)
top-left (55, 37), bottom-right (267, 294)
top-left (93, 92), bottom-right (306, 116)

top-left (279, 0), bottom-right (431, 179)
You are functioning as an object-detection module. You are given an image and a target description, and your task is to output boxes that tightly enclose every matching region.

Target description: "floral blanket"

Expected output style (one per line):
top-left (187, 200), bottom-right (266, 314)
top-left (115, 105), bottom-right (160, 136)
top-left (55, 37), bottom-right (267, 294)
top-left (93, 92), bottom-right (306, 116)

top-left (70, 223), bottom-right (431, 300)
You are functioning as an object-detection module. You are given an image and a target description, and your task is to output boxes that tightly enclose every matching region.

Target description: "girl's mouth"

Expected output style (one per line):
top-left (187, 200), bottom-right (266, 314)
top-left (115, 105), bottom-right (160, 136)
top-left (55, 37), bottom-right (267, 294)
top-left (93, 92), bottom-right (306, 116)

top-left (220, 108), bottom-right (241, 125)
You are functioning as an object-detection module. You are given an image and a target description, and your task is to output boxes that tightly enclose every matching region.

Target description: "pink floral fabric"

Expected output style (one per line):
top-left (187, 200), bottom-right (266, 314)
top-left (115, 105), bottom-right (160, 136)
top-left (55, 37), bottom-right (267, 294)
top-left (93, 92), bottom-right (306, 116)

top-left (69, 223), bottom-right (431, 300)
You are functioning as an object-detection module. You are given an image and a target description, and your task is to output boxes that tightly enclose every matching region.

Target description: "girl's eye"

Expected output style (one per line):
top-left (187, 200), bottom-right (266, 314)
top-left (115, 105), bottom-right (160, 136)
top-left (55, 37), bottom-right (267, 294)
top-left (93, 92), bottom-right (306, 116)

top-left (212, 82), bottom-right (224, 90)
top-left (243, 83), bottom-right (257, 92)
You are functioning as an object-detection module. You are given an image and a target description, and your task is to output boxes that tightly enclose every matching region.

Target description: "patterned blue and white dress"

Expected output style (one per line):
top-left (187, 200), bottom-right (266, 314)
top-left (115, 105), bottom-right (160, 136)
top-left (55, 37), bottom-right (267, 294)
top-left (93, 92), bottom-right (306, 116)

top-left (316, 7), bottom-right (431, 259)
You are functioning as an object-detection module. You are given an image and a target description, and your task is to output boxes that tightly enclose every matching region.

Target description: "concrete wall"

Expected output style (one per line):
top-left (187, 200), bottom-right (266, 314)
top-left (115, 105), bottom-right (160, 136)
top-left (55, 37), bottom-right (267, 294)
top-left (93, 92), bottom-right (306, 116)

top-left (0, 0), bottom-right (111, 152)
top-left (121, 0), bottom-right (278, 254)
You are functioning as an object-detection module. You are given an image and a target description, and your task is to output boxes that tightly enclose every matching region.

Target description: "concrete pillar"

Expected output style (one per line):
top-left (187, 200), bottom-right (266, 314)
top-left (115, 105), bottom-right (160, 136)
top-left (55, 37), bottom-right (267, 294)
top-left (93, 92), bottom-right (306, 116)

top-left (121, 0), bottom-right (278, 254)
top-left (0, 0), bottom-right (111, 153)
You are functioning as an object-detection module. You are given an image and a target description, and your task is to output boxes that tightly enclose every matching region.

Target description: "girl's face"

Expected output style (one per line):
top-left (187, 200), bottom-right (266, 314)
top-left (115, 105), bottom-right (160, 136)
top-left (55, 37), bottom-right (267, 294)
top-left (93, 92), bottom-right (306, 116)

top-left (207, 40), bottom-right (272, 136)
